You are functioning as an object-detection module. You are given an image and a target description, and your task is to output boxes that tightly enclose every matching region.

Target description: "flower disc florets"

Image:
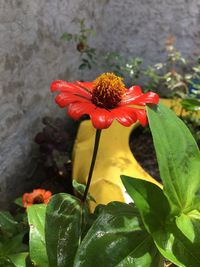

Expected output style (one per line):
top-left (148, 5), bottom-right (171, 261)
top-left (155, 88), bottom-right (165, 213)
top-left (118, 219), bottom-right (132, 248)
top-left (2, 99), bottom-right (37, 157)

top-left (33, 194), bottom-right (44, 204)
top-left (92, 73), bottom-right (126, 109)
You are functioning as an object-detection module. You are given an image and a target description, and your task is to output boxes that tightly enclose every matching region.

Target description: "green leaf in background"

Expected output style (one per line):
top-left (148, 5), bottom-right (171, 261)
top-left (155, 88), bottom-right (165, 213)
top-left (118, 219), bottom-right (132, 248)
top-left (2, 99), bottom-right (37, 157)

top-left (147, 103), bottom-right (200, 214)
top-left (45, 193), bottom-right (83, 267)
top-left (14, 197), bottom-right (24, 208)
top-left (74, 202), bottom-right (163, 267)
top-left (8, 252), bottom-right (28, 267)
top-left (72, 180), bottom-right (96, 203)
top-left (60, 32), bottom-right (73, 41)
top-left (121, 176), bottom-right (200, 266)
top-left (0, 233), bottom-right (27, 258)
top-left (181, 98), bottom-right (200, 112)
top-left (121, 176), bottom-right (170, 233)
top-left (0, 257), bottom-right (14, 267)
top-left (153, 220), bottom-right (200, 267)
top-left (138, 103), bottom-right (200, 266)
top-left (27, 204), bottom-right (48, 267)
top-left (0, 212), bottom-right (18, 235)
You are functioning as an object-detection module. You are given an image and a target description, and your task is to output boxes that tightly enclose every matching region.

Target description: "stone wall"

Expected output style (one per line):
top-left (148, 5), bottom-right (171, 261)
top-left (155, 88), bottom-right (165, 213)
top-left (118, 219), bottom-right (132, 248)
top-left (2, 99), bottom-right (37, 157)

top-left (0, 0), bottom-right (200, 208)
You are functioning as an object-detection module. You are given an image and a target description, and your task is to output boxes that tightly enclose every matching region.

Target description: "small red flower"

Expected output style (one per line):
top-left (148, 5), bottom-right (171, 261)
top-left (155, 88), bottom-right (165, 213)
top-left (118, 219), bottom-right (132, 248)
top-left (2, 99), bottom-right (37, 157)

top-left (22, 189), bottom-right (52, 208)
top-left (51, 73), bottom-right (159, 129)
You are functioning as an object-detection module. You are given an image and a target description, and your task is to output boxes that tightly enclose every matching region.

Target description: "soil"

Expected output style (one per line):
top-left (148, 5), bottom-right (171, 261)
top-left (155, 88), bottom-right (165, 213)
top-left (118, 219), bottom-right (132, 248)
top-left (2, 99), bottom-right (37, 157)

top-left (129, 126), bottom-right (161, 182)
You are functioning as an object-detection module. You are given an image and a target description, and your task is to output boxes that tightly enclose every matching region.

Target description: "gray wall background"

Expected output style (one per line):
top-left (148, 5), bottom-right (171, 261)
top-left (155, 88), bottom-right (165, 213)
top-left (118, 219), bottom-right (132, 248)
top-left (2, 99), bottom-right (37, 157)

top-left (1, 0), bottom-right (200, 208)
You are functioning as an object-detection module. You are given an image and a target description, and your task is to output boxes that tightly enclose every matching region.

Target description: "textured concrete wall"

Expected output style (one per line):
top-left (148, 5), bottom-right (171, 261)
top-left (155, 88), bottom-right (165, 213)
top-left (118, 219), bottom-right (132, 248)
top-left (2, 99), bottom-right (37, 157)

top-left (91, 0), bottom-right (200, 69)
top-left (0, 0), bottom-right (200, 208)
top-left (0, 0), bottom-right (97, 208)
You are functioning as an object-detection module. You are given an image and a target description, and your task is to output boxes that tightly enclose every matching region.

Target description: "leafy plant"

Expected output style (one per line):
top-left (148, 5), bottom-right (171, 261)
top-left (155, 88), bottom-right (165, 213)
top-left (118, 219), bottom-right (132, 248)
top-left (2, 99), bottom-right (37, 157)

top-left (144, 36), bottom-right (188, 97)
top-left (22, 102), bottom-right (200, 267)
top-left (61, 18), bottom-right (97, 70)
top-left (102, 52), bottom-right (143, 85)
top-left (0, 211), bottom-right (28, 266)
top-left (122, 103), bottom-right (200, 267)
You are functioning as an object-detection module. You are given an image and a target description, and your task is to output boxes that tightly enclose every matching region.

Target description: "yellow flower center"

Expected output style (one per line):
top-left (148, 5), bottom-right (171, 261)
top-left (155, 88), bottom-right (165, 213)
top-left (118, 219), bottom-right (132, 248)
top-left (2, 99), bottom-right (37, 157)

top-left (92, 73), bottom-right (126, 109)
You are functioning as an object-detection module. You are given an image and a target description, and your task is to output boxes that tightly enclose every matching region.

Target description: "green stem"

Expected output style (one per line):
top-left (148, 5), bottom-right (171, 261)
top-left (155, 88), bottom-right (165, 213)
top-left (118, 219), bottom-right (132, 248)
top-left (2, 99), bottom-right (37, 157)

top-left (82, 129), bottom-right (102, 203)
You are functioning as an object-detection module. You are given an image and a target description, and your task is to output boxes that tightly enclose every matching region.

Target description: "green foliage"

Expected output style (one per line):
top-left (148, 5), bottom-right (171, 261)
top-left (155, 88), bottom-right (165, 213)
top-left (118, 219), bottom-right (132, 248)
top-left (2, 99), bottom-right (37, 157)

top-left (180, 98), bottom-right (200, 112)
top-left (0, 211), bottom-right (28, 266)
top-left (72, 180), bottom-right (96, 203)
top-left (8, 253), bottom-right (28, 267)
top-left (122, 104), bottom-right (200, 267)
top-left (121, 178), bottom-right (170, 233)
top-left (148, 104), bottom-right (200, 213)
top-left (6, 101), bottom-right (200, 267)
top-left (74, 202), bottom-right (163, 267)
top-left (27, 204), bottom-right (48, 267)
top-left (25, 197), bottom-right (163, 267)
top-left (142, 37), bottom-right (188, 97)
top-left (103, 52), bottom-right (143, 85)
top-left (45, 193), bottom-right (85, 267)
top-left (61, 18), bottom-right (97, 70)
top-left (14, 197), bottom-right (24, 208)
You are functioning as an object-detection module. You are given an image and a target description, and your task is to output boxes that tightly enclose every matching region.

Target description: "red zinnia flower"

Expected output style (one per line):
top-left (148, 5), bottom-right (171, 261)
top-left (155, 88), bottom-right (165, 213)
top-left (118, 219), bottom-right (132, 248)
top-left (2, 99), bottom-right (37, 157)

top-left (51, 73), bottom-right (159, 129)
top-left (22, 189), bottom-right (52, 208)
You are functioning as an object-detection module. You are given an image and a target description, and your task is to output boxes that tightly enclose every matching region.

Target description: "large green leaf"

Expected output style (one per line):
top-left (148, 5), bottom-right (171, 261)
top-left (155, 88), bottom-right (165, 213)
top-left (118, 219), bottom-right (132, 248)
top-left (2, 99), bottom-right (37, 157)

top-left (153, 220), bottom-right (200, 267)
top-left (0, 233), bottom-right (27, 257)
top-left (121, 176), bottom-right (200, 266)
top-left (45, 193), bottom-right (83, 267)
top-left (0, 257), bottom-right (14, 267)
top-left (8, 252), bottom-right (28, 267)
top-left (180, 98), bottom-right (200, 112)
top-left (27, 204), bottom-right (48, 267)
top-left (147, 104), bottom-right (200, 213)
top-left (0, 212), bottom-right (18, 235)
top-left (74, 202), bottom-right (163, 267)
top-left (121, 176), bottom-right (170, 233)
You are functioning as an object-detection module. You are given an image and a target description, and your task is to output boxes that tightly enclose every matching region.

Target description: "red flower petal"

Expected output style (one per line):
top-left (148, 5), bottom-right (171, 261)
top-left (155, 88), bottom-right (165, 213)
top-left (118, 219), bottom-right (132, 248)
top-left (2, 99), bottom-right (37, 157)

top-left (55, 93), bottom-right (90, 108)
top-left (110, 106), bottom-right (137, 127)
top-left (130, 91), bottom-right (159, 106)
top-left (51, 76), bottom-right (159, 129)
top-left (75, 81), bottom-right (93, 91)
top-left (51, 80), bottom-right (92, 98)
top-left (132, 108), bottom-right (148, 126)
top-left (67, 102), bottom-right (96, 120)
top-left (122, 87), bottom-right (159, 106)
top-left (44, 191), bottom-right (52, 203)
top-left (90, 108), bottom-right (114, 129)
top-left (124, 86), bottom-right (142, 97)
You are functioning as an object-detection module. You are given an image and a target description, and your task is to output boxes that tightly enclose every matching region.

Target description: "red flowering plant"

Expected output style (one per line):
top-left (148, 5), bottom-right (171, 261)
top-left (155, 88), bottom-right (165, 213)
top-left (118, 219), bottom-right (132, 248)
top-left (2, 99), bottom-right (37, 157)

top-left (51, 72), bottom-right (159, 201)
top-left (20, 71), bottom-right (200, 267)
top-left (51, 72), bottom-right (159, 129)
top-left (22, 189), bottom-right (52, 208)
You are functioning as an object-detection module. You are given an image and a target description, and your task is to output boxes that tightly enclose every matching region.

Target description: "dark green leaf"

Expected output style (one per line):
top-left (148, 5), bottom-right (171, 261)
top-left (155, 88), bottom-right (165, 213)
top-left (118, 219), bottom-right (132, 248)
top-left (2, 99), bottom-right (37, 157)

top-left (82, 58), bottom-right (89, 63)
top-left (45, 193), bottom-right (83, 267)
top-left (60, 33), bottom-right (73, 41)
top-left (147, 104), bottom-right (200, 213)
top-left (0, 233), bottom-right (27, 257)
top-left (0, 212), bottom-right (18, 235)
top-left (74, 202), bottom-right (163, 267)
top-left (79, 63), bottom-right (87, 70)
top-left (14, 197), bottom-right (24, 208)
top-left (181, 98), bottom-right (200, 111)
top-left (121, 176), bottom-right (170, 233)
top-left (0, 257), bottom-right (14, 267)
top-left (153, 218), bottom-right (200, 267)
top-left (72, 180), bottom-right (96, 203)
top-left (27, 204), bottom-right (48, 267)
top-left (8, 253), bottom-right (28, 267)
